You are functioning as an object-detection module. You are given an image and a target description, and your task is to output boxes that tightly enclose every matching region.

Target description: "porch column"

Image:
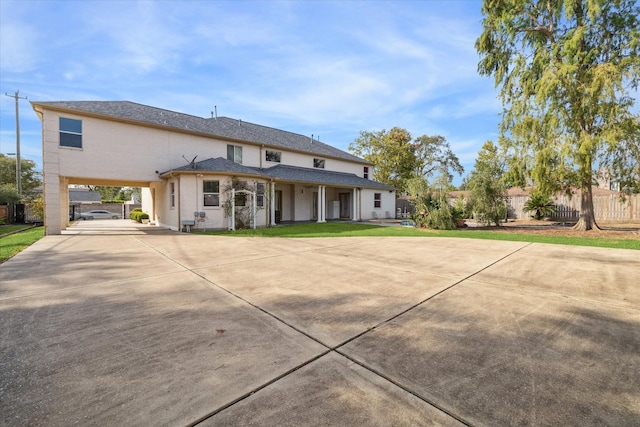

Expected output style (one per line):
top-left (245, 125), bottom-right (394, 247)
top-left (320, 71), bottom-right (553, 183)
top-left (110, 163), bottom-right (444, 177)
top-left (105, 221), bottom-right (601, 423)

top-left (322, 185), bottom-right (326, 222)
top-left (352, 188), bottom-right (358, 221)
top-left (252, 190), bottom-right (256, 229)
top-left (230, 188), bottom-right (236, 230)
top-left (270, 182), bottom-right (276, 226)
top-left (317, 185), bottom-right (326, 223)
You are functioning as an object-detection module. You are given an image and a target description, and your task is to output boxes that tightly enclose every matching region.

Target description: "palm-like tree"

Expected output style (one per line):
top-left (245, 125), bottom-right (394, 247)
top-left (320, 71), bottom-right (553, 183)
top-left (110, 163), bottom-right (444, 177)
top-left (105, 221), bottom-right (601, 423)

top-left (523, 193), bottom-right (556, 220)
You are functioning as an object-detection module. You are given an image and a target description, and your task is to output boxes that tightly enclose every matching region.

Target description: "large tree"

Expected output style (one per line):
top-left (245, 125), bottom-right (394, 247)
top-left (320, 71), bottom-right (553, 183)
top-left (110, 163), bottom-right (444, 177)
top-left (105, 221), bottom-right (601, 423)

top-left (411, 135), bottom-right (465, 183)
top-left (476, 0), bottom-right (640, 230)
top-left (349, 128), bottom-right (463, 194)
top-left (349, 128), bottom-right (417, 193)
top-left (0, 154), bottom-right (41, 198)
top-left (467, 141), bottom-right (508, 226)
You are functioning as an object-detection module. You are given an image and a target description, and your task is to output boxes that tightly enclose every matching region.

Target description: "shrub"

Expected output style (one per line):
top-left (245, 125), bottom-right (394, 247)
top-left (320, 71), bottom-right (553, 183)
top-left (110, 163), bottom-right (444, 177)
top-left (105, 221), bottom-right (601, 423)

top-left (129, 208), bottom-right (142, 220)
top-left (411, 191), bottom-right (456, 230)
top-left (129, 210), bottom-right (149, 222)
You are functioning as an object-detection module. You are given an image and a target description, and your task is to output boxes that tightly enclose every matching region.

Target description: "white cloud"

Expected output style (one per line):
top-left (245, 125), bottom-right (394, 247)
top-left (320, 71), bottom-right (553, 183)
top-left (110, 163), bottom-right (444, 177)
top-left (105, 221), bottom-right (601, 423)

top-left (0, 0), bottom-right (502, 181)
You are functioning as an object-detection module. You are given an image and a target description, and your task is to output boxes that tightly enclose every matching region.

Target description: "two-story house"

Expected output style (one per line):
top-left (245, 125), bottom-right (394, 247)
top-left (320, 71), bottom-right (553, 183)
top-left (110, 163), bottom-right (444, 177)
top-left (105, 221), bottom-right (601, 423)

top-left (31, 101), bottom-right (396, 235)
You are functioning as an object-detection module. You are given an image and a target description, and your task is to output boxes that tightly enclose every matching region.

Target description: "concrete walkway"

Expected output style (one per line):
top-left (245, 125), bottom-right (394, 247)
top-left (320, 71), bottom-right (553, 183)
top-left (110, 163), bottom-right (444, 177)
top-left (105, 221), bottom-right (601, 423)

top-left (1, 220), bottom-right (638, 426)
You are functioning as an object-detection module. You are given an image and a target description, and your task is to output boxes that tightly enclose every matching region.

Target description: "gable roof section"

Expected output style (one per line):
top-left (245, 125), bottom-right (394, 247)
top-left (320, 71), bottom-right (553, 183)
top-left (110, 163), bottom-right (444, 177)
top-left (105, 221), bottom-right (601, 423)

top-left (32, 100), bottom-right (368, 164)
top-left (161, 158), bottom-right (394, 190)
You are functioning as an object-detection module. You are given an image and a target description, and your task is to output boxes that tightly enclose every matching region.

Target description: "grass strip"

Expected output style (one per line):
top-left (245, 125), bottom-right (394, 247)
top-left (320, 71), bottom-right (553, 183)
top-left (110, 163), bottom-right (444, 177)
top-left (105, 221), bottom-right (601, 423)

top-left (0, 224), bottom-right (34, 236)
top-left (0, 227), bottom-right (45, 263)
top-left (196, 223), bottom-right (639, 250)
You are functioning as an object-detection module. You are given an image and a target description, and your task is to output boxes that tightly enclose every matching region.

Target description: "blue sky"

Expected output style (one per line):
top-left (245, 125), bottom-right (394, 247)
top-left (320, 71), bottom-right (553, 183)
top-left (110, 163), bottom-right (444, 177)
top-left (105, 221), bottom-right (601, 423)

top-left (0, 0), bottom-right (500, 185)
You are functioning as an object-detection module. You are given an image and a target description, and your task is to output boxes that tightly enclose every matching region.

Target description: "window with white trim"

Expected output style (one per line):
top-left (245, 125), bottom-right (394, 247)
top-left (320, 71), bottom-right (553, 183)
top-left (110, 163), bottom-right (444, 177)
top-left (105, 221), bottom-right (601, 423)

top-left (374, 193), bottom-right (381, 208)
top-left (227, 144), bottom-right (243, 164)
top-left (257, 183), bottom-right (265, 207)
top-left (313, 158), bottom-right (325, 169)
top-left (364, 166), bottom-right (369, 179)
top-left (203, 180), bottom-right (220, 207)
top-left (170, 182), bottom-right (175, 208)
top-left (59, 117), bottom-right (82, 148)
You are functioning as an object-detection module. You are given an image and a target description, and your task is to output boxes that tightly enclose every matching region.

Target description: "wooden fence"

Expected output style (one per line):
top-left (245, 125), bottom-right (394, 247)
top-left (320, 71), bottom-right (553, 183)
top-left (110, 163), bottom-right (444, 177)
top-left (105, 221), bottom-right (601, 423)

top-left (506, 194), bottom-right (639, 222)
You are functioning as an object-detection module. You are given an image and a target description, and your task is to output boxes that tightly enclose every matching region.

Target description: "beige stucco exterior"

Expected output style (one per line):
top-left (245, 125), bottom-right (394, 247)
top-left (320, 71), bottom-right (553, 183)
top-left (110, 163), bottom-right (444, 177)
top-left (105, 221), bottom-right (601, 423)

top-left (32, 102), bottom-right (396, 235)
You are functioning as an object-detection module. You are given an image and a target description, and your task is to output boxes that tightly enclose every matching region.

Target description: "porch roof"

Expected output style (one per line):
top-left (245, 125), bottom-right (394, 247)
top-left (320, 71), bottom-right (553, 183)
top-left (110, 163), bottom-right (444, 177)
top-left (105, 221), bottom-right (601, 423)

top-left (160, 157), bottom-right (264, 178)
top-left (161, 158), bottom-right (395, 190)
top-left (260, 165), bottom-right (395, 190)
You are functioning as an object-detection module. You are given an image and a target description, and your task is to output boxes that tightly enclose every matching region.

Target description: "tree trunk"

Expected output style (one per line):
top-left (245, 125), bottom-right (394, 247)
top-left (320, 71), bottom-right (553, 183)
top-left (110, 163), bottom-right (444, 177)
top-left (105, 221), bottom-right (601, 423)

top-left (573, 184), bottom-right (601, 231)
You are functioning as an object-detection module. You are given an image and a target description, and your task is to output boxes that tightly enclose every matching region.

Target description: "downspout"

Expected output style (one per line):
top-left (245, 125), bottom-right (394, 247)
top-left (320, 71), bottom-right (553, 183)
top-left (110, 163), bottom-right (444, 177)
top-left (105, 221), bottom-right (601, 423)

top-left (260, 144), bottom-right (264, 169)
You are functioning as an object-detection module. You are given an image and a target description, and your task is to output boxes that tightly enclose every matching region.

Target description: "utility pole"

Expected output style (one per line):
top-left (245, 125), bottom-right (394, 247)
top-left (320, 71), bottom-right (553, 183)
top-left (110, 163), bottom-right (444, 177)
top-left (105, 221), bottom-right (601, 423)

top-left (5, 90), bottom-right (27, 197)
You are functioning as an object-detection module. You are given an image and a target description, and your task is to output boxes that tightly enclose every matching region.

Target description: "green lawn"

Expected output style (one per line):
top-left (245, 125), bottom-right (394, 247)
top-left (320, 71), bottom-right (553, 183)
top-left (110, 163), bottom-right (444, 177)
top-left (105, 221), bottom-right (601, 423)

top-left (0, 227), bottom-right (45, 263)
top-left (0, 224), bottom-right (34, 236)
top-left (0, 222), bottom-right (636, 266)
top-left (196, 222), bottom-right (640, 250)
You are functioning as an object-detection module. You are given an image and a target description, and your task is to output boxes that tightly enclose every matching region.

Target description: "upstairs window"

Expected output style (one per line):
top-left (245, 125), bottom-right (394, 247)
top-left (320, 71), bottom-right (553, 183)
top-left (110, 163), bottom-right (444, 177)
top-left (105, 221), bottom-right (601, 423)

top-left (364, 166), bottom-right (369, 179)
top-left (313, 158), bottom-right (325, 169)
top-left (59, 117), bottom-right (82, 148)
top-left (227, 144), bottom-right (243, 164)
top-left (203, 180), bottom-right (220, 207)
top-left (374, 193), bottom-right (381, 208)
top-left (265, 150), bottom-right (281, 163)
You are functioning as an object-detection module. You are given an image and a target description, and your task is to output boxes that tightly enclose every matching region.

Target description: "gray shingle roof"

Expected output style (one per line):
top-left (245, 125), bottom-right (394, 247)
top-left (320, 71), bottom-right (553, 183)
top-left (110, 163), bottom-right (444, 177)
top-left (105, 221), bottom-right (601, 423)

top-left (260, 164), bottom-right (395, 189)
top-left (162, 157), bottom-right (394, 190)
top-left (33, 101), bottom-right (368, 164)
top-left (166, 157), bottom-right (264, 177)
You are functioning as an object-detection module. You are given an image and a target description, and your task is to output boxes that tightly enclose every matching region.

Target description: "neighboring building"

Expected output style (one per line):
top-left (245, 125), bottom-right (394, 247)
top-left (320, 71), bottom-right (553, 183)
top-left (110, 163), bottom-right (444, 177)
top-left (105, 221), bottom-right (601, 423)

top-left (31, 101), bottom-right (395, 235)
top-left (69, 188), bottom-right (102, 204)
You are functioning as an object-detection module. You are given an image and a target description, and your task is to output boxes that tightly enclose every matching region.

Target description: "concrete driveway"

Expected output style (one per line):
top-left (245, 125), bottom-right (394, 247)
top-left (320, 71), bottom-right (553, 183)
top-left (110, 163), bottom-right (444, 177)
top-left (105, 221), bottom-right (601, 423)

top-left (1, 220), bottom-right (638, 426)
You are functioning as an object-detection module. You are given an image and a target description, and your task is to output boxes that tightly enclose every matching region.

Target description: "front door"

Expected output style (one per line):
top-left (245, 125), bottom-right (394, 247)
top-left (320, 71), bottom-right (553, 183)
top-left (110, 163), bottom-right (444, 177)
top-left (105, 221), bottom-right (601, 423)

top-left (339, 193), bottom-right (350, 219)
